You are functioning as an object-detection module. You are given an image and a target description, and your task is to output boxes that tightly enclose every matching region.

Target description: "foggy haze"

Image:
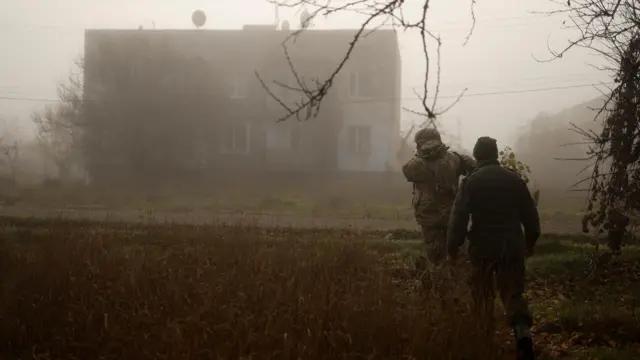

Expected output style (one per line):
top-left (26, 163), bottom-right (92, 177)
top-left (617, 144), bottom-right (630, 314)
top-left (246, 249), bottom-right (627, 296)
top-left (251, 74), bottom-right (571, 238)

top-left (2, 3), bottom-right (636, 358)
top-left (0, 0), bottom-right (612, 149)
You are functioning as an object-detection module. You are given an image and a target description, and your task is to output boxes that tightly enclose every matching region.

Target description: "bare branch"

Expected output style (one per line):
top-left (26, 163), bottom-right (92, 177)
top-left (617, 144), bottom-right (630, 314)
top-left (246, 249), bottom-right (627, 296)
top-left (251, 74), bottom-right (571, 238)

top-left (542, 0), bottom-right (640, 251)
top-left (258, 0), bottom-right (475, 129)
top-left (436, 88), bottom-right (468, 116)
top-left (462, 0), bottom-right (477, 46)
top-left (259, 0), bottom-right (399, 122)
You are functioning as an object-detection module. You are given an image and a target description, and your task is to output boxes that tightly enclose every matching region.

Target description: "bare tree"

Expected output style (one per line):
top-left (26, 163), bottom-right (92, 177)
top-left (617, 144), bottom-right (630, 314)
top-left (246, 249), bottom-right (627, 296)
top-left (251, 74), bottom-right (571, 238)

top-left (32, 104), bottom-right (79, 180)
top-left (0, 139), bottom-right (20, 188)
top-left (256, 0), bottom-right (472, 130)
top-left (542, 0), bottom-right (640, 250)
top-left (32, 59), bottom-right (84, 181)
top-left (58, 58), bottom-right (85, 122)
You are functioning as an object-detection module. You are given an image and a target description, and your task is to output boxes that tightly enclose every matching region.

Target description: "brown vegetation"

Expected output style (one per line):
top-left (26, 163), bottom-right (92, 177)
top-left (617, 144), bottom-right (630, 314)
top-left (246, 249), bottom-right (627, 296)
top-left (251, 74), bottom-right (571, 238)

top-left (0, 217), bottom-right (510, 360)
top-left (0, 217), bottom-right (639, 359)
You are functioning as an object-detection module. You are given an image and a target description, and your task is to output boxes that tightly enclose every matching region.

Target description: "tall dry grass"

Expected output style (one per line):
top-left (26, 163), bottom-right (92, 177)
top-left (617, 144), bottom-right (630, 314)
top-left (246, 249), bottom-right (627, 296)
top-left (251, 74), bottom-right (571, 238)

top-left (0, 219), bottom-right (512, 359)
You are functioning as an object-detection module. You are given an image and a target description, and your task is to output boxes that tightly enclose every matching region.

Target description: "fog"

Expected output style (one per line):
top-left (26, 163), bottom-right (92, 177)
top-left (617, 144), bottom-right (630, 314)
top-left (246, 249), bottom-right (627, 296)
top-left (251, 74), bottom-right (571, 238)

top-left (0, 0), bottom-right (614, 216)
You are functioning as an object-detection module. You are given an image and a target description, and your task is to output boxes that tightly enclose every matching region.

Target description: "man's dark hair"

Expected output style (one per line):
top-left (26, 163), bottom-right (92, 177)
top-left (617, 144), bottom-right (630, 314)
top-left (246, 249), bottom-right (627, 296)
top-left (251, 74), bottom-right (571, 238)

top-left (473, 136), bottom-right (499, 161)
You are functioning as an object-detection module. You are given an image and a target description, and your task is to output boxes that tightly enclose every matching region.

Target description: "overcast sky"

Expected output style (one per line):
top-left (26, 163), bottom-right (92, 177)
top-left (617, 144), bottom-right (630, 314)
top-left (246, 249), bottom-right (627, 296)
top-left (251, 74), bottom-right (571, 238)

top-left (0, 0), bottom-right (612, 149)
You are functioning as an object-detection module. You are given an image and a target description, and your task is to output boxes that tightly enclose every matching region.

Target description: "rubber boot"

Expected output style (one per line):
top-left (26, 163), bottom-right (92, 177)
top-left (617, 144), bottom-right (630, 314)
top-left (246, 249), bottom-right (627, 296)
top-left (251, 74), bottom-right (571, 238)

top-left (514, 324), bottom-right (535, 360)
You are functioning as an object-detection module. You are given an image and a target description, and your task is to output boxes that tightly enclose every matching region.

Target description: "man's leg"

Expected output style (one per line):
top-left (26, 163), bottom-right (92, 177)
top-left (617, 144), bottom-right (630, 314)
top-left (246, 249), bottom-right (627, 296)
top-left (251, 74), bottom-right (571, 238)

top-left (496, 256), bottom-right (535, 360)
top-left (469, 258), bottom-right (497, 335)
top-left (420, 224), bottom-right (446, 265)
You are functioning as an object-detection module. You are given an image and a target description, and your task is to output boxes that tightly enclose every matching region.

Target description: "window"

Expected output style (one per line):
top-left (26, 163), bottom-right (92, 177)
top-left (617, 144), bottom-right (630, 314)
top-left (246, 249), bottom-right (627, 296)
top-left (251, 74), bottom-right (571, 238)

top-left (266, 124), bottom-right (290, 149)
top-left (230, 75), bottom-right (249, 99)
top-left (347, 125), bottom-right (372, 154)
top-left (267, 72), bottom-right (299, 107)
top-left (266, 124), bottom-right (301, 150)
top-left (219, 123), bottom-right (250, 154)
top-left (349, 70), bottom-right (375, 98)
top-left (274, 73), bottom-right (293, 100)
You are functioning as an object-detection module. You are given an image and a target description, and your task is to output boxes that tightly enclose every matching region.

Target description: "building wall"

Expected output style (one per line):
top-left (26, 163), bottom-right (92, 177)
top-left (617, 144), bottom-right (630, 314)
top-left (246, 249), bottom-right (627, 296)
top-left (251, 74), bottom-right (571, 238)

top-left (83, 28), bottom-right (401, 177)
top-left (334, 34), bottom-right (402, 172)
top-left (339, 102), bottom-right (395, 171)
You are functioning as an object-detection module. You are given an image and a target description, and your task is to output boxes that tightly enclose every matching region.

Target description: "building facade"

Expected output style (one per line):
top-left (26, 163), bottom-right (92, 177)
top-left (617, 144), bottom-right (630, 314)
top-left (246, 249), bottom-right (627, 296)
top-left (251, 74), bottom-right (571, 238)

top-left (83, 25), bottom-right (401, 184)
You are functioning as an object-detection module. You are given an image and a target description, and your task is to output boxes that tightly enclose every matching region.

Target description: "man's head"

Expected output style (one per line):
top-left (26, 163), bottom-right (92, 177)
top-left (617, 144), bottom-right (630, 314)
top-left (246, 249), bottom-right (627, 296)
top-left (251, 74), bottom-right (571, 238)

top-left (473, 136), bottom-right (499, 161)
top-left (414, 128), bottom-right (442, 152)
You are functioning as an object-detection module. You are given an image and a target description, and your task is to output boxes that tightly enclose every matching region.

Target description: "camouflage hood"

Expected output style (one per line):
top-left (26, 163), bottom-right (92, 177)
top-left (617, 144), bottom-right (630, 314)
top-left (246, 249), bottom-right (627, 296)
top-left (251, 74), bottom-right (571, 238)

top-left (417, 143), bottom-right (449, 160)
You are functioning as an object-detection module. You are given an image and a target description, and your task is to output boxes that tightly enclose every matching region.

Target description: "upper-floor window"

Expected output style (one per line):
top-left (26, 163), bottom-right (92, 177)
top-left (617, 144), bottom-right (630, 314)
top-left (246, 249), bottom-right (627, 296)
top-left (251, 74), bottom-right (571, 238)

top-left (349, 70), bottom-right (375, 99)
top-left (347, 125), bottom-right (372, 154)
top-left (219, 123), bottom-right (250, 154)
top-left (275, 72), bottom-right (293, 98)
top-left (267, 72), bottom-right (300, 107)
top-left (230, 75), bottom-right (249, 99)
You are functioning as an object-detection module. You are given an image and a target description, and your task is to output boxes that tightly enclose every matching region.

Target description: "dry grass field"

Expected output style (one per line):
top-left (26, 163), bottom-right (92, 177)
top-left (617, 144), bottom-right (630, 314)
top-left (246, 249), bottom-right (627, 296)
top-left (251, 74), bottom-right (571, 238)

top-left (0, 181), bottom-right (633, 359)
top-left (0, 215), bottom-right (639, 360)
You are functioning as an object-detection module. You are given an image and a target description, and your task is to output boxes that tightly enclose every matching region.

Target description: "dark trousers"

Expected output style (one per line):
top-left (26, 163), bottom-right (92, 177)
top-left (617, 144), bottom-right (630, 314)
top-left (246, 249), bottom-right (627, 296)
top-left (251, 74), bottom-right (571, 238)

top-left (469, 255), bottom-right (533, 330)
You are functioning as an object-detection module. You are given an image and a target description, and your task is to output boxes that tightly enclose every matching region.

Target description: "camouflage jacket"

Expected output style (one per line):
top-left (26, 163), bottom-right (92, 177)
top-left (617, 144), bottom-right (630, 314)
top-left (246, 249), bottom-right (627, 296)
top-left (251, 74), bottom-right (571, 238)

top-left (401, 147), bottom-right (476, 225)
top-left (447, 159), bottom-right (541, 259)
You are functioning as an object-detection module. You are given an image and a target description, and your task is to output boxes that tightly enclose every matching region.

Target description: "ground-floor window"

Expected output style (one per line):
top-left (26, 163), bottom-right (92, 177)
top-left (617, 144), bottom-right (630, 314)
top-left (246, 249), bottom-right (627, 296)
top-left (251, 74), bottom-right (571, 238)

top-left (347, 125), bottom-right (372, 154)
top-left (219, 123), bottom-right (250, 154)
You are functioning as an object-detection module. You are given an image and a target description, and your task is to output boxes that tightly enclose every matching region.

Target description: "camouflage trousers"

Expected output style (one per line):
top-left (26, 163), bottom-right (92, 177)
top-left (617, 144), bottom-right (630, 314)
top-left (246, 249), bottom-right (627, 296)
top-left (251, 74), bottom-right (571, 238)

top-left (420, 224), bottom-right (447, 265)
top-left (468, 255), bottom-right (533, 331)
top-left (414, 200), bottom-right (454, 266)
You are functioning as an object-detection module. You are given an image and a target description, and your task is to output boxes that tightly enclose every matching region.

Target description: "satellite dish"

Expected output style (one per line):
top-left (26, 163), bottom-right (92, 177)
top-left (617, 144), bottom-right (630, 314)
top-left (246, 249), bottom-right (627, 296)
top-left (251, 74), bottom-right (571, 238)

top-left (281, 20), bottom-right (290, 31)
top-left (192, 10), bottom-right (207, 29)
top-left (300, 9), bottom-right (311, 29)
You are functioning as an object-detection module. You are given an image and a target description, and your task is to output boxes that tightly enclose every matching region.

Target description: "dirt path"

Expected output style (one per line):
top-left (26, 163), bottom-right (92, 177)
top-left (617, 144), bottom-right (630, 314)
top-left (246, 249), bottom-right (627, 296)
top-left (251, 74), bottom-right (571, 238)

top-left (0, 206), bottom-right (580, 233)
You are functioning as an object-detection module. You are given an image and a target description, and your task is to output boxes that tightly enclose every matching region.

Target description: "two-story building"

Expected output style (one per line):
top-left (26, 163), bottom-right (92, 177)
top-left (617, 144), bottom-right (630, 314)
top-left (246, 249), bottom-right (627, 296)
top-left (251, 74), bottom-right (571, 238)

top-left (82, 25), bottom-right (402, 184)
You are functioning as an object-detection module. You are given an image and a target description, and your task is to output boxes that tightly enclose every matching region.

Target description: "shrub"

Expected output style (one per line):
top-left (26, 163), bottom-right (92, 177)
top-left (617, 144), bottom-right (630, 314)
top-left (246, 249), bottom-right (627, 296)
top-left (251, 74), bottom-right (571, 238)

top-left (500, 146), bottom-right (540, 206)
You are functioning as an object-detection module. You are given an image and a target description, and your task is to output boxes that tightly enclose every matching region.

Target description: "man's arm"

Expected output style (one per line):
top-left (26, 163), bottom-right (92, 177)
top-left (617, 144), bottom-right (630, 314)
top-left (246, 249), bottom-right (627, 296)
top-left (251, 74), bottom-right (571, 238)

top-left (447, 178), bottom-right (471, 257)
top-left (402, 157), bottom-right (429, 183)
top-left (457, 153), bottom-right (476, 176)
top-left (519, 180), bottom-right (541, 251)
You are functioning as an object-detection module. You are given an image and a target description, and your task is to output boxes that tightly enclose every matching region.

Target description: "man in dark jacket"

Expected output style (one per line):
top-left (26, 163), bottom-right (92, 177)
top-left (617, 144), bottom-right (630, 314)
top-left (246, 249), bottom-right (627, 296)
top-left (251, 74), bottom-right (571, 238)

top-left (446, 137), bottom-right (540, 360)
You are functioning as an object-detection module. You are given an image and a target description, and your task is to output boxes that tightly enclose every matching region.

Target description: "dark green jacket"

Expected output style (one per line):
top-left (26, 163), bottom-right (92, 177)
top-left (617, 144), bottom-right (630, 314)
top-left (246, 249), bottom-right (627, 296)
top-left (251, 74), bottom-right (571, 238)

top-left (447, 159), bottom-right (541, 259)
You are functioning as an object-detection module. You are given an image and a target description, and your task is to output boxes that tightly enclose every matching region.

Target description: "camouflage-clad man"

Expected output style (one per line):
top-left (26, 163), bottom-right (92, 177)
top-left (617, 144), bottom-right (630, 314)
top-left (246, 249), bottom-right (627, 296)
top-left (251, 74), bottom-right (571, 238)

top-left (401, 127), bottom-right (475, 265)
top-left (447, 136), bottom-right (540, 360)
